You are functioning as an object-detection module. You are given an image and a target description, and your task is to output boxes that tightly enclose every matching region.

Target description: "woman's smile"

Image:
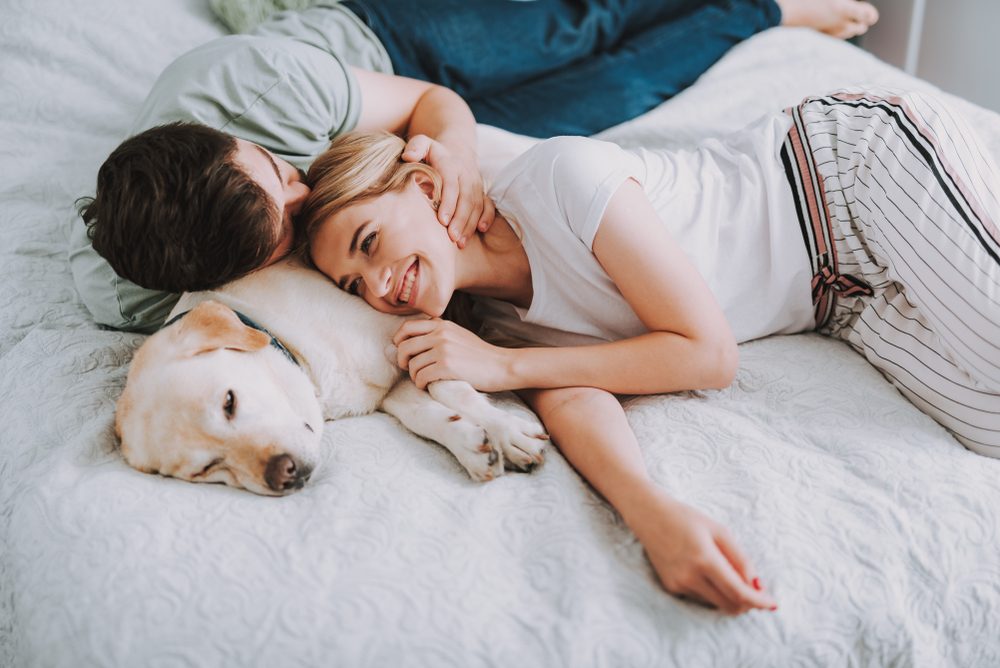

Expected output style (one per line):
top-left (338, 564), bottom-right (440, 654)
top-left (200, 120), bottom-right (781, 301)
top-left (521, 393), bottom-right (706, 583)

top-left (398, 259), bottom-right (419, 305)
top-left (308, 171), bottom-right (533, 319)
top-left (308, 175), bottom-right (465, 318)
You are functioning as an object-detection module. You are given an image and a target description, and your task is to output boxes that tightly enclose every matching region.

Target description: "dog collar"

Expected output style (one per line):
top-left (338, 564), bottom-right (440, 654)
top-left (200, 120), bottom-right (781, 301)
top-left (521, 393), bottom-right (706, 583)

top-left (164, 308), bottom-right (300, 367)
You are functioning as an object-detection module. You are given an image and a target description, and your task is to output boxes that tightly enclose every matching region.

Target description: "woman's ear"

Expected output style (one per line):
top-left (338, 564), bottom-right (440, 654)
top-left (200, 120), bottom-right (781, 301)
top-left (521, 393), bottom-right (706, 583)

top-left (410, 170), bottom-right (440, 207)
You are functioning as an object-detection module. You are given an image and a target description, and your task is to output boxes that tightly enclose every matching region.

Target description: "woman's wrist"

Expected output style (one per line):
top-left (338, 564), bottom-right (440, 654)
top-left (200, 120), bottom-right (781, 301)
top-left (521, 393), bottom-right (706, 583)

top-left (503, 347), bottom-right (530, 390)
top-left (503, 347), bottom-right (564, 390)
top-left (618, 482), bottom-right (681, 535)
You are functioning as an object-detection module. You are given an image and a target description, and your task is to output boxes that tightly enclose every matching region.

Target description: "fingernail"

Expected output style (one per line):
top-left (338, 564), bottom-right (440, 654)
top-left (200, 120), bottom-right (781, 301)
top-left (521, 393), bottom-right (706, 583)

top-left (769, 605), bottom-right (778, 612)
top-left (459, 236), bottom-right (467, 247)
top-left (752, 577), bottom-right (762, 591)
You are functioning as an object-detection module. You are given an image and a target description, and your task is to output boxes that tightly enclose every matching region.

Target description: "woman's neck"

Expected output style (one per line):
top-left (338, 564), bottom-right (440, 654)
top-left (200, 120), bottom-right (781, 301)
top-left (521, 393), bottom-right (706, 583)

top-left (456, 212), bottom-right (533, 308)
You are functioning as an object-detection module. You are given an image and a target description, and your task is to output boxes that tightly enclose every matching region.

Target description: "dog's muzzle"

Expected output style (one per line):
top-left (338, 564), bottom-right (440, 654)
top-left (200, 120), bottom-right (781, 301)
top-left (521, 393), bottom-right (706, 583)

top-left (265, 454), bottom-right (313, 492)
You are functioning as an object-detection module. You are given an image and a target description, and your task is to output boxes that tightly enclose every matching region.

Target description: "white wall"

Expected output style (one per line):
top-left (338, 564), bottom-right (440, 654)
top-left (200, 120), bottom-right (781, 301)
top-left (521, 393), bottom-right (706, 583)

top-left (858, 0), bottom-right (1000, 113)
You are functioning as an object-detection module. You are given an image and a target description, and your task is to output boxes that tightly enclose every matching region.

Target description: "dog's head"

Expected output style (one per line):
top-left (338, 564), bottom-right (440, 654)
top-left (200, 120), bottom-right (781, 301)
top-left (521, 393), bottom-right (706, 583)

top-left (116, 300), bottom-right (323, 495)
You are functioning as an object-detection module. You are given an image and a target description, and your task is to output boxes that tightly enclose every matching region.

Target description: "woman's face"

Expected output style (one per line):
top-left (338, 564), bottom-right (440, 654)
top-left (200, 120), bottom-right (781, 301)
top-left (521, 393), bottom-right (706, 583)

top-left (309, 177), bottom-right (457, 317)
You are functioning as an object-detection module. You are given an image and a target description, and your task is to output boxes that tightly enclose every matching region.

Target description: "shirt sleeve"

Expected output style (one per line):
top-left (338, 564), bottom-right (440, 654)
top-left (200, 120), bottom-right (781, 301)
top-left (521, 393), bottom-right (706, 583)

top-left (508, 136), bottom-right (646, 250)
top-left (71, 34), bottom-right (362, 332)
top-left (68, 217), bottom-right (179, 333)
top-left (130, 34), bottom-right (361, 172)
top-left (250, 4), bottom-right (392, 73)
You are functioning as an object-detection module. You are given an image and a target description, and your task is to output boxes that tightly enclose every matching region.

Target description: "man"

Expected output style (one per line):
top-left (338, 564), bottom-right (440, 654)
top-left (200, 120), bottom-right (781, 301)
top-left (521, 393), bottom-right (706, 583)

top-left (70, 0), bottom-right (877, 333)
top-left (72, 6), bottom-right (493, 332)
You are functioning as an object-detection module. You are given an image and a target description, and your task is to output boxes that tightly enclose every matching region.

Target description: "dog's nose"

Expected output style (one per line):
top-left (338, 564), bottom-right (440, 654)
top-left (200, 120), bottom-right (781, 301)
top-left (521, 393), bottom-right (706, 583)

top-left (264, 454), bottom-right (312, 492)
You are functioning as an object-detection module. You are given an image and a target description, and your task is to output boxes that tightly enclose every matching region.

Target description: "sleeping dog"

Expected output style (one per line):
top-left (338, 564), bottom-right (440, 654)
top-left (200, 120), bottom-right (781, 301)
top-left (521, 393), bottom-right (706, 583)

top-left (115, 258), bottom-right (548, 495)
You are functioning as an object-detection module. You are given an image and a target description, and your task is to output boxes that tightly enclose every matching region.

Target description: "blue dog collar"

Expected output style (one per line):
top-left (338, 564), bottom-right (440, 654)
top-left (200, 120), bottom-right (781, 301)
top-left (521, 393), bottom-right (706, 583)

top-left (164, 308), bottom-right (300, 367)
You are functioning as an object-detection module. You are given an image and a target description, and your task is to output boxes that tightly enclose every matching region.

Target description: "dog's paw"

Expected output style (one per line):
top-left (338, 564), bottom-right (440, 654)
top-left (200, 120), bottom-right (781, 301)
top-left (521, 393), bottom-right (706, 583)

top-left (441, 417), bottom-right (505, 482)
top-left (482, 414), bottom-right (548, 473)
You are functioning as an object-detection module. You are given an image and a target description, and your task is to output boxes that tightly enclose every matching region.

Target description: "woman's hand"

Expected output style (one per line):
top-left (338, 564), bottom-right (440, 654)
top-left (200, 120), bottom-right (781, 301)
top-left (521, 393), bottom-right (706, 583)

top-left (625, 488), bottom-right (779, 614)
top-left (393, 318), bottom-right (512, 391)
top-left (402, 134), bottom-right (495, 248)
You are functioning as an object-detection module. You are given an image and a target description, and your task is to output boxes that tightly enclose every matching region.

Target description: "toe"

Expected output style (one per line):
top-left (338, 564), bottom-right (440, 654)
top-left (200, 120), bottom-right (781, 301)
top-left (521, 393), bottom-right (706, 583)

top-left (833, 22), bottom-right (857, 39)
top-left (833, 19), bottom-right (865, 40)
top-left (846, 18), bottom-right (870, 38)
top-left (851, 1), bottom-right (879, 27)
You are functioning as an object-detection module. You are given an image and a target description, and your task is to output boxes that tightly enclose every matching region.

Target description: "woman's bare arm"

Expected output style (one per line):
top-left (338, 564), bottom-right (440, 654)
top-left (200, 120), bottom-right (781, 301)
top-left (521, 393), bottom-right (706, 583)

top-left (518, 385), bottom-right (777, 614)
top-left (397, 179), bottom-right (738, 395)
top-left (508, 178), bottom-right (738, 392)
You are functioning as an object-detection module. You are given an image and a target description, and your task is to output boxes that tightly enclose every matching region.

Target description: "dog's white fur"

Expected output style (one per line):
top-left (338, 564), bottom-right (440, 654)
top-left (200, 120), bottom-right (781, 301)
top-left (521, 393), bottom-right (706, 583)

top-left (116, 258), bottom-right (547, 495)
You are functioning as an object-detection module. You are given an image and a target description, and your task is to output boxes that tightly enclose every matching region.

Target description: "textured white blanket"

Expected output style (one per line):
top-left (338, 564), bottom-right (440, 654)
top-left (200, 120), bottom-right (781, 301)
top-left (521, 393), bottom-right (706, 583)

top-left (2, 2), bottom-right (999, 666)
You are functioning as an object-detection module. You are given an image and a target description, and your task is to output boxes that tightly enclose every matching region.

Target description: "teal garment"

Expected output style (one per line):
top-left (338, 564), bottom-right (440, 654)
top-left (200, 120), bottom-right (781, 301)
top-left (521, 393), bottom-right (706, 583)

top-left (69, 4), bottom-right (388, 333)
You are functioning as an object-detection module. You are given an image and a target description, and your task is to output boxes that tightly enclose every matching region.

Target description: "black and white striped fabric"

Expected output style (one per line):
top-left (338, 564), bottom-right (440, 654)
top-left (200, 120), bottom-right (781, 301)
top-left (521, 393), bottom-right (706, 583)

top-left (781, 90), bottom-right (1000, 454)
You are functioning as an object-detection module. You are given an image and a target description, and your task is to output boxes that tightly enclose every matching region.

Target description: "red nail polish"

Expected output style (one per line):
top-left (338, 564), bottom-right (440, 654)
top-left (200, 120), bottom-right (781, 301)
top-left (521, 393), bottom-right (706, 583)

top-left (752, 577), bottom-right (762, 591)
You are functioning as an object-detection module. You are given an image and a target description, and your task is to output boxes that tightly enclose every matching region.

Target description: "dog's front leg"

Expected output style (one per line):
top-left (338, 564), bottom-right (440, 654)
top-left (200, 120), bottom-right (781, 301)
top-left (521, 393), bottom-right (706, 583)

top-left (380, 379), bottom-right (504, 482)
top-left (427, 380), bottom-right (547, 472)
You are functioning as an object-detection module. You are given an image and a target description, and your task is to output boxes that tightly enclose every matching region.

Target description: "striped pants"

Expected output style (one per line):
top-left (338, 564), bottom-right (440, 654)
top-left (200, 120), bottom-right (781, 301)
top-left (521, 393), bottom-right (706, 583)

top-left (781, 90), bottom-right (1000, 455)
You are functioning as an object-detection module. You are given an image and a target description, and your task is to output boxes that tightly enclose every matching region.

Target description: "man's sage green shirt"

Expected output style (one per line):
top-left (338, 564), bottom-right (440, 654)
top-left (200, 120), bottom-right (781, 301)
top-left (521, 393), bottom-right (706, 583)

top-left (69, 4), bottom-right (391, 333)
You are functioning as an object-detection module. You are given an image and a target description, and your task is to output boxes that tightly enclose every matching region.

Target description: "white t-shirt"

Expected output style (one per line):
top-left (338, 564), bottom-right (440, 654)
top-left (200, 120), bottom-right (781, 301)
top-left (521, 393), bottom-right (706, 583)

top-left (477, 115), bottom-right (815, 348)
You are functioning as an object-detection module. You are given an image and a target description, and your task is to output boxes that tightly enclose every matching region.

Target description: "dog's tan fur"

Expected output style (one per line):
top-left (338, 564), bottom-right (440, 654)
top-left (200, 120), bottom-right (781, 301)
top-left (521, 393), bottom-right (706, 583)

top-left (117, 299), bottom-right (325, 495)
top-left (116, 259), bottom-right (547, 495)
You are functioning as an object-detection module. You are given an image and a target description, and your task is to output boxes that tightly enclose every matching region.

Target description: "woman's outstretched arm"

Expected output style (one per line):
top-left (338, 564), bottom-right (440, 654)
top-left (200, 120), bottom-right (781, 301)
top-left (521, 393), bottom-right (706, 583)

top-left (518, 385), bottom-right (777, 615)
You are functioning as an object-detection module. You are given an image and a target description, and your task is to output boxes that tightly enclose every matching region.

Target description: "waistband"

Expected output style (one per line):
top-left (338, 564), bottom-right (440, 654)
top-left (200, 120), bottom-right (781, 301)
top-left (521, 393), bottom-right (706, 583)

top-left (780, 102), bottom-right (873, 330)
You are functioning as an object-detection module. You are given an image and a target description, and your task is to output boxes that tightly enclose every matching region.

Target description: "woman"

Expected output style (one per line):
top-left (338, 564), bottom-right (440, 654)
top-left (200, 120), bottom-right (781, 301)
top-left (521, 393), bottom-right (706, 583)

top-left (300, 90), bottom-right (1000, 615)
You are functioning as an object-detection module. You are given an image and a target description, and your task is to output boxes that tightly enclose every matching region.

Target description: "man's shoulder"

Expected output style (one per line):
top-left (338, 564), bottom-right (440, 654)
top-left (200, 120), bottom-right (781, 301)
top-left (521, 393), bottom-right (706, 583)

top-left (131, 32), bottom-right (361, 169)
top-left (250, 4), bottom-right (391, 72)
top-left (129, 3), bottom-right (391, 144)
top-left (132, 33), bottom-right (334, 130)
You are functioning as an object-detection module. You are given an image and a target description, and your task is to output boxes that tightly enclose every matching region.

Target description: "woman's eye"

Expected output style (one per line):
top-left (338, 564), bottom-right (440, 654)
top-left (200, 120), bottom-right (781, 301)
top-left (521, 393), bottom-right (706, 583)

top-left (360, 231), bottom-right (376, 255)
top-left (348, 277), bottom-right (362, 295)
top-left (223, 390), bottom-right (237, 419)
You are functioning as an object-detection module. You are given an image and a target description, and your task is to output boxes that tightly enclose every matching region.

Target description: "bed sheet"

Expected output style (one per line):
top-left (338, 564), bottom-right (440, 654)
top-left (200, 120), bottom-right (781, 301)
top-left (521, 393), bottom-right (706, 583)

top-left (2, 2), bottom-right (1000, 667)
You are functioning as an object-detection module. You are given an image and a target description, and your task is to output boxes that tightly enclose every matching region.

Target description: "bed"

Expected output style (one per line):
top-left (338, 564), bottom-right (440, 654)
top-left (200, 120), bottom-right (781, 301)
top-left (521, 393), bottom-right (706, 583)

top-left (2, 1), bottom-right (1000, 666)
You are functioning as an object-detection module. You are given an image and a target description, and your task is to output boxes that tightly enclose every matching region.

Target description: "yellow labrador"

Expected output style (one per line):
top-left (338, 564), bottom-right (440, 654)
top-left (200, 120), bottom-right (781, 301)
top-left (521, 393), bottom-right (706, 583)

top-left (116, 258), bottom-right (547, 495)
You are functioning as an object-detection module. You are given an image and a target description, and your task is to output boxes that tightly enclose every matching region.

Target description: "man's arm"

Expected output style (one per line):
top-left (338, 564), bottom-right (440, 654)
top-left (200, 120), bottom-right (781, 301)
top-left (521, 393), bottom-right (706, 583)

top-left (351, 68), bottom-right (494, 244)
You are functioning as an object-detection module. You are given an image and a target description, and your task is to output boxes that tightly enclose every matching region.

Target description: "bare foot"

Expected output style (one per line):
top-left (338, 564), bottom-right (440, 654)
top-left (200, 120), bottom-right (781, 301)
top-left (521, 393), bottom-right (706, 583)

top-left (777, 0), bottom-right (880, 39)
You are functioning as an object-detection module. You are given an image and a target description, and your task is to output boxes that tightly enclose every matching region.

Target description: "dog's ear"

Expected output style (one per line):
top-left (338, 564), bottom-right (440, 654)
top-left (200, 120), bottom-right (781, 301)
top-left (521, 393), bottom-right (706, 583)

top-left (175, 300), bottom-right (270, 357)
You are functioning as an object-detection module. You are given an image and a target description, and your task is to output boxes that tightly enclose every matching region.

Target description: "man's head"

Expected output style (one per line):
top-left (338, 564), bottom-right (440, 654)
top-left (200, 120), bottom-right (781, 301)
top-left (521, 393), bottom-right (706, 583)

top-left (79, 122), bottom-right (309, 292)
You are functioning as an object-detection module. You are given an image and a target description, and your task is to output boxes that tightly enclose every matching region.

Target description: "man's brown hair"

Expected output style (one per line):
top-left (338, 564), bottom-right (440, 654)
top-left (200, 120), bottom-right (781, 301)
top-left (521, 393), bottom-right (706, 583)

top-left (78, 122), bottom-right (280, 293)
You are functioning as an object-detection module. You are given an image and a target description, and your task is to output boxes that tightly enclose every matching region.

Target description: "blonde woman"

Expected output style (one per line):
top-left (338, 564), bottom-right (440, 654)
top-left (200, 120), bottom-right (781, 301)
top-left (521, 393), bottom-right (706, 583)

top-left (301, 90), bottom-right (1000, 614)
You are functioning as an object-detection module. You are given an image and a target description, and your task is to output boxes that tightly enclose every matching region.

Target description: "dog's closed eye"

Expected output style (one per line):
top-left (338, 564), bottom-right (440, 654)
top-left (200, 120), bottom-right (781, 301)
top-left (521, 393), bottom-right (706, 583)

top-left (223, 390), bottom-right (237, 420)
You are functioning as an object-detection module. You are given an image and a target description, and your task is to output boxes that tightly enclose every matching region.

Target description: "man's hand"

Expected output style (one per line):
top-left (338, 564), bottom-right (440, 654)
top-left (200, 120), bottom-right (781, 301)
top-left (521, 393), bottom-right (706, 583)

top-left (402, 134), bottom-right (495, 248)
top-left (351, 70), bottom-right (489, 246)
top-left (393, 318), bottom-right (511, 391)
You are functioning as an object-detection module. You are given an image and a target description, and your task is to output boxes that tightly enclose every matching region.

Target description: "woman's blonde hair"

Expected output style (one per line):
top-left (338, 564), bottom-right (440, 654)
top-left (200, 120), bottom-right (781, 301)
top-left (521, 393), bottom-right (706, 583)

top-left (299, 130), bottom-right (442, 249)
top-left (298, 130), bottom-right (478, 328)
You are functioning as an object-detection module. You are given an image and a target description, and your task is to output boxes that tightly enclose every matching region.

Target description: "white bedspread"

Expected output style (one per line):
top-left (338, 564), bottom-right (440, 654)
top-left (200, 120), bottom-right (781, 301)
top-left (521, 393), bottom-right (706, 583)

top-left (2, 2), bottom-right (999, 666)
